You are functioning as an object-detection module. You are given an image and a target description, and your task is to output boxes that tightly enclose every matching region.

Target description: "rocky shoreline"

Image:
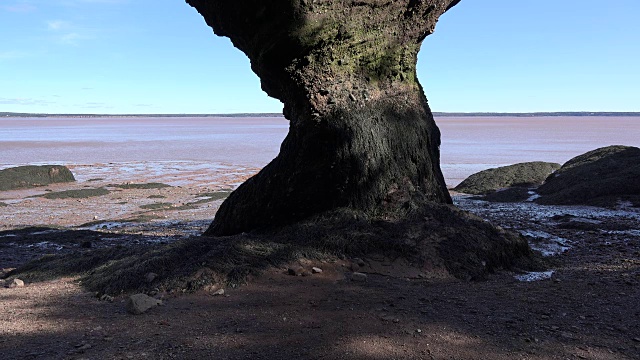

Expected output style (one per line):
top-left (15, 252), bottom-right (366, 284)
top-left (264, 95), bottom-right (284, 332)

top-left (1, 158), bottom-right (639, 359)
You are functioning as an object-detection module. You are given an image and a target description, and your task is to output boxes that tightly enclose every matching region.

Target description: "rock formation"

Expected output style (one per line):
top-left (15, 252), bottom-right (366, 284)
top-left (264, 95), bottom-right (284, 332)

top-left (187, 0), bottom-right (460, 236)
top-left (454, 162), bottom-right (561, 195)
top-left (0, 165), bottom-right (75, 191)
top-left (536, 145), bottom-right (640, 207)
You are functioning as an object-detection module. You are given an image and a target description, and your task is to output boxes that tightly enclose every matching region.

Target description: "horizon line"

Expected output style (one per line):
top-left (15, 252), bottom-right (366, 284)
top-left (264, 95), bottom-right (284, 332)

top-left (2, 111), bottom-right (640, 118)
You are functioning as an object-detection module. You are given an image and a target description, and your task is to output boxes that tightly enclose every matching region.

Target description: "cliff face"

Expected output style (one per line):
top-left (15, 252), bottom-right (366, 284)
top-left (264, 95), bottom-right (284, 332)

top-left (186, 0), bottom-right (460, 236)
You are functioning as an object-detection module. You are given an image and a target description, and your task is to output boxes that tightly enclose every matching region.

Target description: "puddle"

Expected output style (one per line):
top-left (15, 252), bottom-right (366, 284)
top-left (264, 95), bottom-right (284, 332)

top-left (519, 230), bottom-right (571, 256)
top-left (525, 191), bottom-right (541, 202)
top-left (84, 222), bottom-right (132, 231)
top-left (603, 229), bottom-right (640, 237)
top-left (30, 230), bottom-right (59, 236)
top-left (515, 271), bottom-right (554, 282)
top-left (27, 241), bottom-right (64, 251)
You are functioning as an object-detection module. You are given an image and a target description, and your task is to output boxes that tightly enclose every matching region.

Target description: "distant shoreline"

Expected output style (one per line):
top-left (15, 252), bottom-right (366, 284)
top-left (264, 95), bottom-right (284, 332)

top-left (2, 111), bottom-right (640, 118)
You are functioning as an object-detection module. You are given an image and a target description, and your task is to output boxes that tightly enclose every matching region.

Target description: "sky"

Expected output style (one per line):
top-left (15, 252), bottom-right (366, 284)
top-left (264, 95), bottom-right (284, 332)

top-left (1, 0), bottom-right (639, 114)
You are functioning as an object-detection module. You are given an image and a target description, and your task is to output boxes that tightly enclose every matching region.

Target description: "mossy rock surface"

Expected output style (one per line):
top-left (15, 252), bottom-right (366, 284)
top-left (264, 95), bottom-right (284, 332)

top-left (536, 145), bottom-right (640, 207)
top-left (42, 188), bottom-right (110, 199)
top-left (112, 183), bottom-right (172, 190)
top-left (10, 203), bottom-right (535, 294)
top-left (0, 165), bottom-right (75, 191)
top-left (0, 202), bottom-right (8, 207)
top-left (140, 202), bottom-right (173, 210)
top-left (454, 162), bottom-right (561, 195)
top-left (475, 187), bottom-right (533, 203)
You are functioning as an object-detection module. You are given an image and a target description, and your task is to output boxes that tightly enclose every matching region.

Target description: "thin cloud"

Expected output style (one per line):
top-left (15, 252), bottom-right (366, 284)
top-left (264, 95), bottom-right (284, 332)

top-left (0, 97), bottom-right (52, 106)
top-left (80, 102), bottom-right (114, 109)
top-left (46, 20), bottom-right (93, 45)
top-left (58, 0), bottom-right (127, 5)
top-left (60, 32), bottom-right (89, 45)
top-left (3, 2), bottom-right (37, 12)
top-left (0, 50), bottom-right (28, 60)
top-left (47, 20), bottom-right (71, 31)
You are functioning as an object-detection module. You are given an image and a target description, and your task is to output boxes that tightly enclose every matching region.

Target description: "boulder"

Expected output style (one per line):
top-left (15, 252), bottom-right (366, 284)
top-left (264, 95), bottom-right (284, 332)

top-left (454, 162), bottom-right (561, 195)
top-left (477, 187), bottom-right (533, 203)
top-left (0, 165), bottom-right (75, 191)
top-left (536, 145), bottom-right (640, 207)
top-left (126, 294), bottom-right (162, 315)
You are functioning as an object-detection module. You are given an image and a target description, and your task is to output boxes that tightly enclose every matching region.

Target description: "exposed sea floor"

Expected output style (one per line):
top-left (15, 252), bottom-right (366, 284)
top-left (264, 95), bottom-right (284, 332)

top-left (454, 195), bottom-right (640, 282)
top-left (2, 116), bottom-right (640, 187)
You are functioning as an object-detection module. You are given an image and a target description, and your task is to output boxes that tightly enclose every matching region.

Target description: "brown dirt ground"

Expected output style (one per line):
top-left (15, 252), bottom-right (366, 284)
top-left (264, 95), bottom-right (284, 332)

top-left (1, 170), bottom-right (640, 360)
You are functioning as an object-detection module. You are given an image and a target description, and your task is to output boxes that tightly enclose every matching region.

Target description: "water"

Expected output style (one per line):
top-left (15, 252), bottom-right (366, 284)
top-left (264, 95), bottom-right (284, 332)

top-left (1, 116), bottom-right (639, 187)
top-left (0, 117), bottom-right (288, 168)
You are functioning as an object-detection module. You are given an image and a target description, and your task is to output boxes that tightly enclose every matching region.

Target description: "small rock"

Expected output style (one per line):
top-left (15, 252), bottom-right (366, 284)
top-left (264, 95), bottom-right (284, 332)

top-left (351, 272), bottom-right (368, 282)
top-left (75, 343), bottom-right (92, 351)
top-left (288, 266), bottom-right (305, 276)
top-left (93, 215), bottom-right (98, 220)
top-left (212, 289), bottom-right (225, 296)
top-left (633, 337), bottom-right (640, 343)
top-left (8, 278), bottom-right (24, 288)
top-left (312, 267), bottom-right (323, 274)
top-left (560, 331), bottom-right (575, 340)
top-left (126, 294), bottom-right (162, 315)
top-left (416, 329), bottom-right (422, 333)
top-left (99, 294), bottom-right (114, 302)
top-left (144, 272), bottom-right (158, 283)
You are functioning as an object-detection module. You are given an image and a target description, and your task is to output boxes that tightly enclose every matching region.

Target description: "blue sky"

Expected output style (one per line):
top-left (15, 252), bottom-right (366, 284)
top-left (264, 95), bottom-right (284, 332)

top-left (1, 0), bottom-right (638, 114)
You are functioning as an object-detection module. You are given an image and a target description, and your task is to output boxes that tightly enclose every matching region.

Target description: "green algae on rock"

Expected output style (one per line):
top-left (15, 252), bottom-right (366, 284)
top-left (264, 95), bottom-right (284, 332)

top-left (454, 162), bottom-right (561, 195)
top-left (536, 145), bottom-right (640, 207)
top-left (42, 188), bottom-right (110, 199)
top-left (0, 165), bottom-right (75, 191)
top-left (186, 0), bottom-right (460, 236)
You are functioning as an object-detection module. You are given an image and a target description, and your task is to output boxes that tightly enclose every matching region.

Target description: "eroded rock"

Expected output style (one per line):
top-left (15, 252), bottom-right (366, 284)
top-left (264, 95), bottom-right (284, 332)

top-left (454, 162), bottom-right (561, 195)
top-left (536, 146), bottom-right (640, 207)
top-left (0, 165), bottom-right (75, 191)
top-left (187, 0), bottom-right (459, 236)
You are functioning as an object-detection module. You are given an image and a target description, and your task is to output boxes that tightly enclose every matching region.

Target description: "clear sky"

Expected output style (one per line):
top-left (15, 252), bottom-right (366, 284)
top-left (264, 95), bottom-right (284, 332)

top-left (1, 0), bottom-right (638, 114)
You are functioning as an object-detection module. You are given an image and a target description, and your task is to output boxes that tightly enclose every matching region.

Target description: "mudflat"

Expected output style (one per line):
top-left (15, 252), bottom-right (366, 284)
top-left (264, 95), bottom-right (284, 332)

top-left (1, 165), bottom-right (639, 359)
top-left (1, 116), bottom-right (639, 359)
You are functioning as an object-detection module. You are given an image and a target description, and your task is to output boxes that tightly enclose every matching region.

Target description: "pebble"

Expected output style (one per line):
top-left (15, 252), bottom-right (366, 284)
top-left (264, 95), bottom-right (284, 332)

top-left (126, 294), bottom-right (162, 315)
top-left (8, 278), bottom-right (24, 288)
top-left (312, 267), bottom-right (323, 274)
top-left (288, 266), bottom-right (304, 276)
top-left (99, 294), bottom-right (114, 302)
top-left (144, 272), bottom-right (158, 283)
top-left (287, 266), bottom-right (311, 277)
top-left (212, 289), bottom-right (225, 296)
top-left (351, 272), bottom-right (368, 282)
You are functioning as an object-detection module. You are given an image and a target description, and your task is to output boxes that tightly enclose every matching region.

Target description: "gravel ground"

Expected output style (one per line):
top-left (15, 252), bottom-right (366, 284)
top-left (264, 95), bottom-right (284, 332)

top-left (1, 177), bottom-right (639, 359)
